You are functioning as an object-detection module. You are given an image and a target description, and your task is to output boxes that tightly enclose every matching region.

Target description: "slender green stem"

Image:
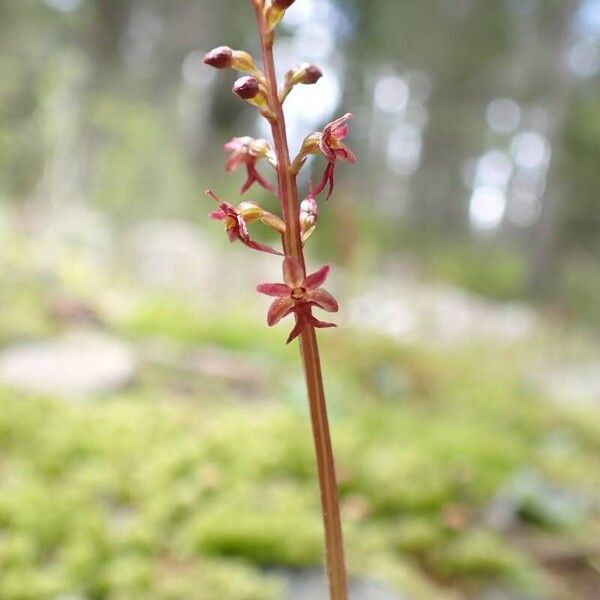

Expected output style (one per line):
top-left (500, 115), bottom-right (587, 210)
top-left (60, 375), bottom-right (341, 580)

top-left (252, 3), bottom-right (348, 598)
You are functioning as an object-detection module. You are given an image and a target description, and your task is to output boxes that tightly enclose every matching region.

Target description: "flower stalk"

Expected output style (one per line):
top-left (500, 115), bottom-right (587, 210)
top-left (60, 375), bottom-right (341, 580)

top-left (204, 1), bottom-right (354, 597)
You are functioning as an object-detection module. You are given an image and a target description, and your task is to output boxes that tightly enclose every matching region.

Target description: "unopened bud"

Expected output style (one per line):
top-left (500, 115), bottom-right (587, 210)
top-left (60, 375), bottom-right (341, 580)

top-left (203, 46), bottom-right (263, 80)
top-left (290, 132), bottom-right (322, 174)
top-left (265, 0), bottom-right (296, 31)
top-left (231, 50), bottom-right (260, 75)
top-left (233, 76), bottom-right (260, 100)
top-left (300, 197), bottom-right (319, 243)
top-left (289, 63), bottom-right (322, 86)
top-left (281, 63), bottom-right (322, 102)
top-left (232, 76), bottom-right (272, 116)
top-left (261, 212), bottom-right (286, 235)
top-left (237, 201), bottom-right (264, 224)
top-left (203, 46), bottom-right (233, 69)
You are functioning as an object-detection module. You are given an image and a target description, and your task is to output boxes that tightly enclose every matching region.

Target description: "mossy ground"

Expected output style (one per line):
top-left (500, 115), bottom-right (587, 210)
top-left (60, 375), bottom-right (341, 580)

top-left (1, 291), bottom-right (599, 599)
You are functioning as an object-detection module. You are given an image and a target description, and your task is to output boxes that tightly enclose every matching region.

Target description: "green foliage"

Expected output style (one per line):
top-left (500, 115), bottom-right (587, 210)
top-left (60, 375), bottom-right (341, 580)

top-left (1, 333), bottom-right (599, 598)
top-left (89, 97), bottom-right (199, 221)
top-left (119, 295), bottom-right (284, 356)
top-left (425, 242), bottom-right (528, 301)
top-left (431, 530), bottom-right (529, 578)
top-left (560, 254), bottom-right (600, 330)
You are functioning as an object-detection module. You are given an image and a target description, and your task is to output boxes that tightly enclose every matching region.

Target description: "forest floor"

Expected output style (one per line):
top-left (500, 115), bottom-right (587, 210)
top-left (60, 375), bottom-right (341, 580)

top-left (1, 206), bottom-right (599, 600)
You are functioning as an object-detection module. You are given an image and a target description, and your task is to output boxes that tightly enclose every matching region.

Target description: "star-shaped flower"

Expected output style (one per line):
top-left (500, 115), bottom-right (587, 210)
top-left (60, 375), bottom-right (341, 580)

top-left (207, 190), bottom-right (283, 255)
top-left (257, 256), bottom-right (338, 343)
top-left (224, 136), bottom-right (276, 195)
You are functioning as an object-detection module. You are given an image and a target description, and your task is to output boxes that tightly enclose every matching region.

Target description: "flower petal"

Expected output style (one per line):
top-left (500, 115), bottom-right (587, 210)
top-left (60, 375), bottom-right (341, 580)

top-left (239, 169), bottom-right (256, 194)
top-left (335, 144), bottom-right (356, 164)
top-left (209, 209), bottom-right (226, 221)
top-left (240, 163), bottom-right (274, 195)
top-left (310, 315), bottom-right (337, 329)
top-left (227, 227), bottom-right (238, 242)
top-left (323, 162), bottom-right (336, 200)
top-left (286, 315), bottom-right (307, 344)
top-left (225, 153), bottom-right (244, 173)
top-left (319, 138), bottom-right (336, 160)
top-left (303, 265), bottom-right (330, 290)
top-left (267, 297), bottom-right (295, 326)
top-left (307, 162), bottom-right (335, 201)
top-left (250, 166), bottom-right (275, 193)
top-left (282, 256), bottom-right (304, 289)
top-left (236, 216), bottom-right (250, 242)
top-left (328, 113), bottom-right (352, 136)
top-left (243, 238), bottom-right (283, 256)
top-left (306, 288), bottom-right (338, 312)
top-left (332, 124), bottom-right (349, 140)
top-left (256, 283), bottom-right (290, 297)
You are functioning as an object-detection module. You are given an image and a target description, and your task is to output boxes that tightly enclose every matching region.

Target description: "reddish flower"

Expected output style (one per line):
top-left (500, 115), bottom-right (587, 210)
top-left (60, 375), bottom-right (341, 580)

top-left (224, 137), bottom-right (276, 195)
top-left (206, 190), bottom-right (282, 255)
top-left (257, 256), bottom-right (338, 343)
top-left (310, 112), bottom-right (355, 200)
top-left (293, 113), bottom-right (355, 201)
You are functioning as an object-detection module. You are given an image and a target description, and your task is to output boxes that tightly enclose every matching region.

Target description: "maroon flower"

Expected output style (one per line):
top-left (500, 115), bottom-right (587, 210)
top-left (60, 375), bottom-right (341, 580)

top-left (310, 112), bottom-right (355, 200)
top-left (224, 137), bottom-right (276, 194)
top-left (207, 190), bottom-right (282, 255)
top-left (257, 256), bottom-right (338, 343)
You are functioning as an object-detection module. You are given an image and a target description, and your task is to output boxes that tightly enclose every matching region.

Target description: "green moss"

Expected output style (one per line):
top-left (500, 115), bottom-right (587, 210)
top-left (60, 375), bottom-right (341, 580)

top-left (118, 295), bottom-right (283, 356)
top-left (390, 518), bottom-right (446, 554)
top-left (0, 332), bottom-right (598, 598)
top-left (430, 530), bottom-right (528, 578)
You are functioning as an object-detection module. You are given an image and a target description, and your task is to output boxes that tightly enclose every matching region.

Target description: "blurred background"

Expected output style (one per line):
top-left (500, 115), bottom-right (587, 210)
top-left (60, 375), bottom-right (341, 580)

top-left (1, 0), bottom-right (600, 598)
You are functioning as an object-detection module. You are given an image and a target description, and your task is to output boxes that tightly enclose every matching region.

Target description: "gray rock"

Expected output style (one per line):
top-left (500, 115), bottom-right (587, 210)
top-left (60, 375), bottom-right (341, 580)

top-left (530, 360), bottom-right (600, 409)
top-left (347, 277), bottom-right (536, 345)
top-left (142, 340), bottom-right (270, 397)
top-left (281, 570), bottom-right (409, 600)
top-left (122, 218), bottom-right (284, 313)
top-left (475, 587), bottom-right (546, 600)
top-left (0, 331), bottom-right (137, 397)
top-left (124, 219), bottom-right (216, 294)
top-left (482, 469), bottom-right (590, 530)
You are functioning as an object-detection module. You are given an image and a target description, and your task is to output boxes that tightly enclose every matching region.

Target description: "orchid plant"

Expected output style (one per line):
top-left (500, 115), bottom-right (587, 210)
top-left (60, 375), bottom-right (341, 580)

top-left (204, 1), bottom-right (354, 598)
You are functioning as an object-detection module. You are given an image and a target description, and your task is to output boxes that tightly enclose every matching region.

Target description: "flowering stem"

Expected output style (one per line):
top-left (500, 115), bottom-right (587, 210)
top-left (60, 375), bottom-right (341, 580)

top-left (252, 3), bottom-right (348, 598)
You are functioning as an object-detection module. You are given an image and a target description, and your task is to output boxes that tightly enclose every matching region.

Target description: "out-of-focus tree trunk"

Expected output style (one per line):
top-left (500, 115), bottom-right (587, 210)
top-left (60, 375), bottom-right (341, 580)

top-left (91, 0), bottom-right (132, 66)
top-left (526, 0), bottom-right (579, 295)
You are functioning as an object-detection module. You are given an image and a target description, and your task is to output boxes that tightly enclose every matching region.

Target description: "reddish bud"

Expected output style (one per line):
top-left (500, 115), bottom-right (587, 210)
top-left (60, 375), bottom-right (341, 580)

top-left (265, 0), bottom-right (296, 31)
top-left (233, 76), bottom-right (260, 100)
top-left (282, 64), bottom-right (322, 102)
top-left (304, 66), bottom-right (322, 84)
top-left (203, 46), bottom-right (233, 69)
top-left (297, 63), bottom-right (322, 85)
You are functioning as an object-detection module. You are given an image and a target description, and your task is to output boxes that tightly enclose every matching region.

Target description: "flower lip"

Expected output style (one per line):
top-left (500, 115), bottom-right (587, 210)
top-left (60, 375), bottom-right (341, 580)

top-left (291, 287), bottom-right (306, 300)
